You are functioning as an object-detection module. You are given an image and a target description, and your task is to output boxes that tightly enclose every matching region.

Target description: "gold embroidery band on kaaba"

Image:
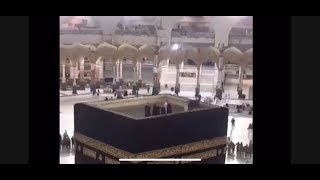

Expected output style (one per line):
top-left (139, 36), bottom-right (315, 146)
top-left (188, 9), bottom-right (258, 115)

top-left (74, 132), bottom-right (226, 161)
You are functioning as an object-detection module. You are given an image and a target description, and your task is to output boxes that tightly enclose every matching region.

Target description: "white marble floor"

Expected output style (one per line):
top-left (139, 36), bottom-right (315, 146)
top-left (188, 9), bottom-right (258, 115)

top-left (60, 86), bottom-right (253, 164)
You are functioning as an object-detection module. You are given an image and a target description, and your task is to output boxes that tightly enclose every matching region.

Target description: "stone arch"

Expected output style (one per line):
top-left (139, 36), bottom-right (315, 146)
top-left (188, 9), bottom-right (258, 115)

top-left (138, 44), bottom-right (156, 64)
top-left (96, 42), bottom-right (117, 63)
top-left (223, 46), bottom-right (243, 65)
top-left (117, 43), bottom-right (138, 63)
top-left (183, 46), bottom-right (200, 68)
top-left (242, 48), bottom-right (252, 66)
top-left (158, 45), bottom-right (171, 67)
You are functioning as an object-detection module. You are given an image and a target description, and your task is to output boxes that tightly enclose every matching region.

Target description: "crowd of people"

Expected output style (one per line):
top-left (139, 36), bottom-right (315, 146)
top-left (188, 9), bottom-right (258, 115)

top-left (236, 103), bottom-right (253, 115)
top-left (60, 130), bottom-right (74, 152)
top-left (227, 138), bottom-right (253, 159)
top-left (226, 115), bottom-right (253, 163)
top-left (91, 89), bottom-right (100, 96)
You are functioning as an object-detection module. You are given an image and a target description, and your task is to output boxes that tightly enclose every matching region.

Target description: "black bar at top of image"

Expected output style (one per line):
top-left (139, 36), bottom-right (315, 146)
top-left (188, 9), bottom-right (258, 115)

top-left (29, 16), bottom-right (60, 164)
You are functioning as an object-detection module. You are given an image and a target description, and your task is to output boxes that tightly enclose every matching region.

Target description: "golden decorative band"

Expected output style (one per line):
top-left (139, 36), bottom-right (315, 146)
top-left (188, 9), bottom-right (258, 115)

top-left (74, 132), bottom-right (226, 160)
top-left (182, 149), bottom-right (217, 160)
top-left (105, 157), bottom-right (120, 164)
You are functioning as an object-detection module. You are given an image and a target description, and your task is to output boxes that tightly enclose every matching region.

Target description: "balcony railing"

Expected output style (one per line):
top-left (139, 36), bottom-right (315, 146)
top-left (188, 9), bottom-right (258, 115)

top-left (114, 29), bottom-right (156, 36)
top-left (171, 30), bottom-right (215, 39)
top-left (60, 29), bottom-right (103, 35)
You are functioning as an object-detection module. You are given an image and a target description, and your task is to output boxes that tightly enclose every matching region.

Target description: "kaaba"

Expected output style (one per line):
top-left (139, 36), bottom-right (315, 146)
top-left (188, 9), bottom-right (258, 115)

top-left (74, 94), bottom-right (229, 164)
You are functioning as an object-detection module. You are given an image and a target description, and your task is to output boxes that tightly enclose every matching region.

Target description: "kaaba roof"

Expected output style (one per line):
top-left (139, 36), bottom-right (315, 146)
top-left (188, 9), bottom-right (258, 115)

top-left (83, 94), bottom-right (220, 119)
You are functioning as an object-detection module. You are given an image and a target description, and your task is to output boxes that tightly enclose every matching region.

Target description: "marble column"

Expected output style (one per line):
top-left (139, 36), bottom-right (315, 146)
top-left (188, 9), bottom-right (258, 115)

top-left (116, 61), bottom-right (120, 82)
top-left (80, 60), bottom-right (84, 82)
top-left (113, 65), bottom-right (116, 84)
top-left (217, 57), bottom-right (224, 88)
top-left (72, 64), bottom-right (77, 94)
top-left (175, 64), bottom-right (180, 95)
top-left (69, 65), bottom-right (72, 80)
top-left (90, 63), bottom-right (95, 83)
top-left (99, 61), bottom-right (103, 80)
top-left (62, 64), bottom-right (66, 83)
top-left (119, 62), bottom-right (123, 81)
top-left (152, 55), bottom-right (160, 95)
top-left (133, 65), bottom-right (137, 84)
top-left (89, 63), bottom-right (97, 91)
top-left (238, 65), bottom-right (244, 89)
top-left (138, 62), bottom-right (142, 81)
top-left (132, 63), bottom-right (138, 95)
top-left (73, 62), bottom-right (78, 86)
top-left (195, 65), bottom-right (202, 97)
top-left (95, 63), bottom-right (100, 82)
top-left (136, 63), bottom-right (139, 80)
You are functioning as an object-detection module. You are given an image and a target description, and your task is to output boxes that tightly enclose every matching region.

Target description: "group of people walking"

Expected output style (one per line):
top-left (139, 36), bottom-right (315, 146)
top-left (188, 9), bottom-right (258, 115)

top-left (60, 130), bottom-right (74, 151)
top-left (227, 137), bottom-right (253, 158)
top-left (226, 119), bottom-right (253, 161)
top-left (92, 89), bottom-right (100, 96)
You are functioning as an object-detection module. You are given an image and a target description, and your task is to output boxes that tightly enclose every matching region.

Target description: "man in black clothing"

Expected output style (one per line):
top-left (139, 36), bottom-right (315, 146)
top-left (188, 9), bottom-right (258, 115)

top-left (230, 141), bottom-right (235, 155)
top-left (231, 118), bottom-right (235, 126)
top-left (71, 135), bottom-right (74, 149)
top-left (236, 142), bottom-right (240, 154)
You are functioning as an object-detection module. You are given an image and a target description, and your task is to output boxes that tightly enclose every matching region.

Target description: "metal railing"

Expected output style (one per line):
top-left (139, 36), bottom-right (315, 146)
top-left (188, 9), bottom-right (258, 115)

top-left (60, 29), bottom-right (103, 35)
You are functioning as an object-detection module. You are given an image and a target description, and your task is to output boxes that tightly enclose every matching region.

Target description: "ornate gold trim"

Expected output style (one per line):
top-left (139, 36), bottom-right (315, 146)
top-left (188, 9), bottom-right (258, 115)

top-left (75, 132), bottom-right (226, 159)
top-left (105, 157), bottom-right (120, 164)
top-left (182, 149), bottom-right (217, 160)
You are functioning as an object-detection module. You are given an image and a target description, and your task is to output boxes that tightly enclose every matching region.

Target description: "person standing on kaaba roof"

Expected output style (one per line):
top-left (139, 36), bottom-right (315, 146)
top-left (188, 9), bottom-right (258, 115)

top-left (97, 89), bottom-right (100, 96)
top-left (164, 101), bottom-right (168, 113)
